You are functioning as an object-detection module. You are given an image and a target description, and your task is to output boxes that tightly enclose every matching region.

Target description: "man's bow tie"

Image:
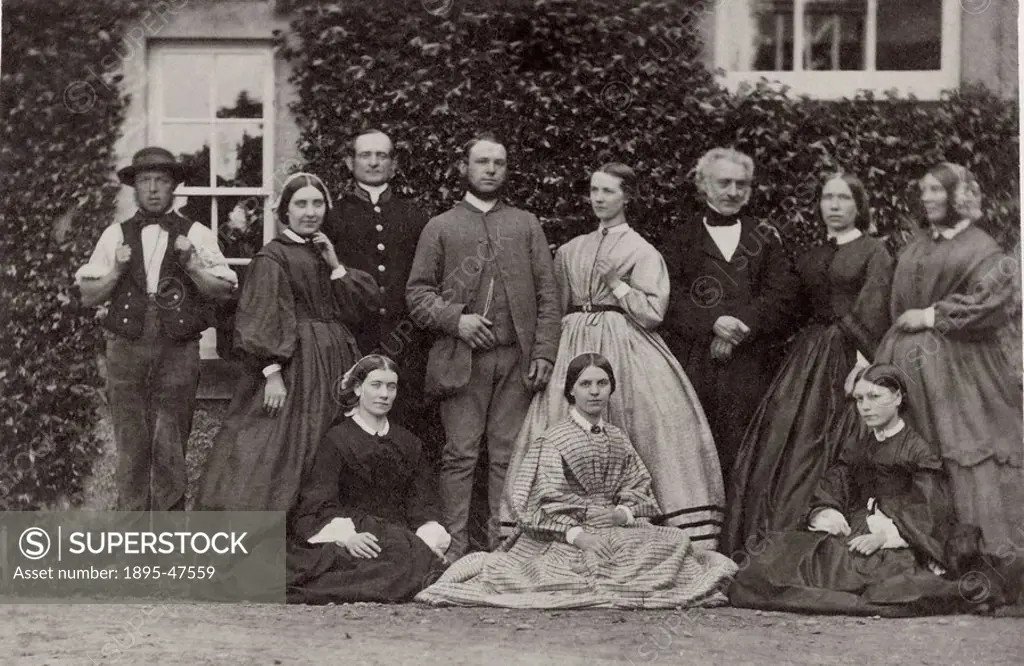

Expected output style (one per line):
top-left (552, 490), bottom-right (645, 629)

top-left (704, 208), bottom-right (741, 228)
top-left (140, 215), bottom-right (173, 231)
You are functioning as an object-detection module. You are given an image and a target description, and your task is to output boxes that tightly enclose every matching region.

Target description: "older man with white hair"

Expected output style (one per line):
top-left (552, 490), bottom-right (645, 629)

top-left (661, 147), bottom-right (799, 486)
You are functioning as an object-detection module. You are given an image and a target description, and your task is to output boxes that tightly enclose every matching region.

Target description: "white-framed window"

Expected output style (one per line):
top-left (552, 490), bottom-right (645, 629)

top-left (148, 41), bottom-right (276, 358)
top-left (714, 0), bottom-right (961, 100)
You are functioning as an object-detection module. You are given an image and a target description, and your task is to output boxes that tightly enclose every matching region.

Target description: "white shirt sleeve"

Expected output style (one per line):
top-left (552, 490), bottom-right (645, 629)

top-left (262, 364), bottom-right (282, 378)
top-left (923, 306), bottom-right (936, 328)
top-left (330, 265), bottom-right (349, 280)
top-left (74, 224), bottom-right (122, 282)
top-left (186, 223), bottom-right (239, 284)
top-left (611, 282), bottom-right (631, 299)
top-left (415, 521), bottom-right (451, 556)
top-left (306, 517), bottom-right (356, 545)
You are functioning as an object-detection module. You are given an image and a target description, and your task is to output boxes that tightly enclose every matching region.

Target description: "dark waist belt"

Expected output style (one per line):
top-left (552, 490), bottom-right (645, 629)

top-left (567, 304), bottom-right (626, 315)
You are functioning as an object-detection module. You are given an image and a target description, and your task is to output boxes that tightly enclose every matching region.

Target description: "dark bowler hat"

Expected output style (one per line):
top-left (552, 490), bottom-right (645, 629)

top-left (117, 146), bottom-right (189, 186)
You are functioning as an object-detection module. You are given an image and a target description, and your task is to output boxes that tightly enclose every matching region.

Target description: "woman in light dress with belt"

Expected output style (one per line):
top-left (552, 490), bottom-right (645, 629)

top-left (500, 163), bottom-right (725, 548)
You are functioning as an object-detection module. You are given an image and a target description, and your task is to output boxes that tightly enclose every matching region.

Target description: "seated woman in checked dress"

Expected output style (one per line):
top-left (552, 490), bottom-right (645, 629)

top-left (416, 353), bottom-right (737, 609)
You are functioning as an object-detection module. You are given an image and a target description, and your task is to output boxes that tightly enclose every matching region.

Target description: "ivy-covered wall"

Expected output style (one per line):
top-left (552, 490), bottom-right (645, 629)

top-left (1, 0), bottom-right (1019, 509)
top-left (0, 0), bottom-right (144, 508)
top-left (279, 0), bottom-right (1019, 254)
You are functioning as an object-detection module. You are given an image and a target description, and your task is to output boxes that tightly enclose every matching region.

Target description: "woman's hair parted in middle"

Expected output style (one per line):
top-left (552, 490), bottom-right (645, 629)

top-left (821, 172), bottom-right (872, 232)
top-left (854, 363), bottom-right (909, 413)
top-left (562, 352), bottom-right (617, 404)
top-left (337, 354), bottom-right (400, 409)
top-left (274, 172), bottom-right (333, 227)
top-left (595, 162), bottom-right (637, 200)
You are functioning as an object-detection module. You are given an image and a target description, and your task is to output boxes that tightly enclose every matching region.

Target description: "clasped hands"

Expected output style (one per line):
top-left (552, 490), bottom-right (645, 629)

top-left (808, 508), bottom-right (887, 556)
top-left (710, 315), bottom-right (750, 362)
top-left (572, 506), bottom-right (631, 559)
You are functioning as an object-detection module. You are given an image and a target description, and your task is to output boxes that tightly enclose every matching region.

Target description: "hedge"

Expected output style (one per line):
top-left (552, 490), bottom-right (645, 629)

top-left (0, 0), bottom-right (145, 509)
top-left (279, 0), bottom-right (1019, 254)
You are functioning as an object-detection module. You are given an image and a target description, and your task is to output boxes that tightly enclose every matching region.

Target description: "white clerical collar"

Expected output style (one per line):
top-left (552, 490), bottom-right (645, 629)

top-left (346, 409), bottom-right (390, 436)
top-left (872, 418), bottom-right (905, 442)
top-left (464, 191), bottom-right (497, 213)
top-left (570, 407), bottom-right (606, 433)
top-left (358, 182), bottom-right (388, 204)
top-left (598, 222), bottom-right (631, 235)
top-left (828, 228), bottom-right (863, 245)
top-left (931, 219), bottom-right (971, 240)
top-left (282, 228), bottom-right (307, 244)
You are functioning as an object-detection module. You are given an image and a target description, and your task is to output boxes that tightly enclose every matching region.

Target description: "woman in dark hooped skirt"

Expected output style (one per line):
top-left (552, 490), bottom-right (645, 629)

top-left (287, 355), bottom-right (450, 604)
top-left (195, 172), bottom-right (379, 512)
top-left (725, 173), bottom-right (893, 555)
top-left (729, 364), bottom-right (971, 617)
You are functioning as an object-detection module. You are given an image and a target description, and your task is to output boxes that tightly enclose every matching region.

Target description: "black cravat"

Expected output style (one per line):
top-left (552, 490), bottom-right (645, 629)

top-left (139, 212), bottom-right (174, 231)
top-left (703, 207), bottom-right (740, 228)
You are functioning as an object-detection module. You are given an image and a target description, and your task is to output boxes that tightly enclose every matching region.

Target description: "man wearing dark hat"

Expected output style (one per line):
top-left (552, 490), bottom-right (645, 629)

top-left (75, 146), bottom-right (238, 511)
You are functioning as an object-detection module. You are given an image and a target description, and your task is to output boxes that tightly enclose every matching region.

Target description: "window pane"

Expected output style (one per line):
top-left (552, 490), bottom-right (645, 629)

top-left (803, 1), bottom-right (866, 71)
top-left (214, 123), bottom-right (264, 187)
top-left (162, 53), bottom-right (212, 118)
top-left (163, 123), bottom-right (212, 188)
top-left (877, 0), bottom-right (942, 70)
top-left (719, 1), bottom-right (794, 71)
top-left (216, 54), bottom-right (266, 119)
top-left (755, 7), bottom-right (794, 71)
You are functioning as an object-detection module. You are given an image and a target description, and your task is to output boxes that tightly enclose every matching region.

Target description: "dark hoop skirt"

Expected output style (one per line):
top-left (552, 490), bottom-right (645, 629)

top-left (724, 235), bottom-right (893, 555)
top-left (195, 238), bottom-right (378, 511)
top-left (287, 419), bottom-right (448, 604)
top-left (729, 427), bottom-right (966, 616)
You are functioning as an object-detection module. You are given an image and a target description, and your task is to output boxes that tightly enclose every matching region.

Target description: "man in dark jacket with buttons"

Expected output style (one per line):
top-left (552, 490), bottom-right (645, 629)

top-left (323, 129), bottom-right (434, 438)
top-left (75, 146), bottom-right (237, 511)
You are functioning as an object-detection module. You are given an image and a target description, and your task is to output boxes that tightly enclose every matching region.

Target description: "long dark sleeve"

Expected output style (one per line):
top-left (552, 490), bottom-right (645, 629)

top-left (840, 243), bottom-right (894, 357)
top-left (331, 267), bottom-right (382, 327)
top-left (403, 439), bottom-right (442, 529)
top-left (291, 438), bottom-right (348, 540)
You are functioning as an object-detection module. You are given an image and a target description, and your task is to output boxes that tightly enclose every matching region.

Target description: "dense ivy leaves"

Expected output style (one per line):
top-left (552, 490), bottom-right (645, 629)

top-left (1, 0), bottom-right (1019, 509)
top-left (1, 0), bottom-right (146, 509)
top-left (278, 0), bottom-right (1018, 253)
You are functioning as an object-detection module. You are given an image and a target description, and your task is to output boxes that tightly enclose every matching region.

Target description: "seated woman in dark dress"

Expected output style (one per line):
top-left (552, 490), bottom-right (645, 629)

top-left (729, 364), bottom-right (969, 616)
top-left (287, 355), bottom-right (449, 604)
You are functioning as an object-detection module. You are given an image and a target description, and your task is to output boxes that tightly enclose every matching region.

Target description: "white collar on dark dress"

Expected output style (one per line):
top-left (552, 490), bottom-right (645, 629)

top-left (872, 418), bottom-right (905, 442)
top-left (282, 228), bottom-right (307, 244)
top-left (346, 409), bottom-right (391, 436)
top-left (828, 228), bottom-right (863, 245)
top-left (930, 219), bottom-right (971, 240)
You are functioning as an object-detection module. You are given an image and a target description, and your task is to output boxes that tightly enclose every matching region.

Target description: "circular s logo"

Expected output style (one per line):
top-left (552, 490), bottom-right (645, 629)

top-left (19, 527), bottom-right (51, 560)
